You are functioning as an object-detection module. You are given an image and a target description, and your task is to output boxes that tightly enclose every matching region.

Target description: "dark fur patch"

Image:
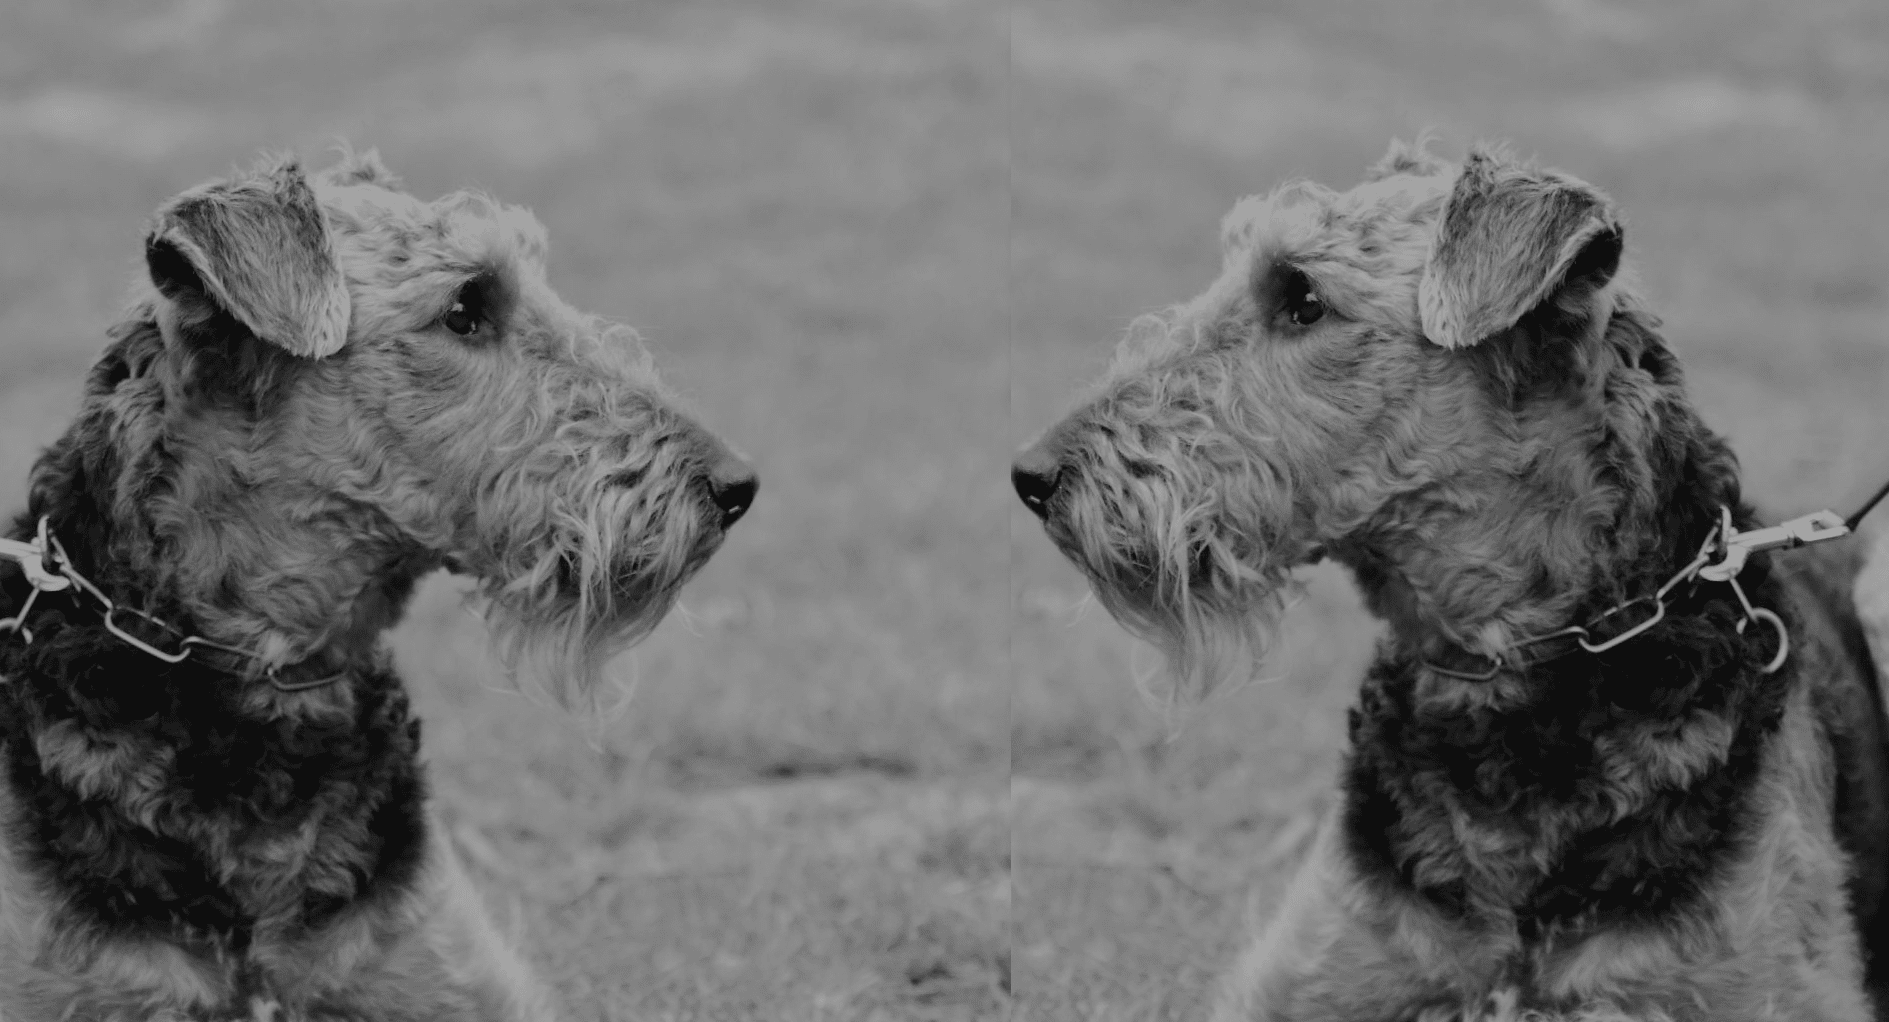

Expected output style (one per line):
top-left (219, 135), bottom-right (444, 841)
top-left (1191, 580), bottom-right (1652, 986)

top-left (0, 620), bottom-right (427, 952)
top-left (1343, 540), bottom-right (1788, 935)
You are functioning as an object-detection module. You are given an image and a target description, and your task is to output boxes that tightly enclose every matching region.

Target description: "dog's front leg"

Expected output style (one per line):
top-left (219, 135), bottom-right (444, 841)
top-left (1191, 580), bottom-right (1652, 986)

top-left (316, 825), bottom-right (562, 1022)
top-left (418, 830), bottom-right (564, 1022)
top-left (1212, 814), bottom-right (1470, 1022)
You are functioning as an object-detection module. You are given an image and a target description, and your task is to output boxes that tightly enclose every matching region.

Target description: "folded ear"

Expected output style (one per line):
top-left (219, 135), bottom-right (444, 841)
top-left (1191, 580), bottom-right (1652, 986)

top-left (144, 158), bottom-right (350, 358)
top-left (1417, 148), bottom-right (1623, 349)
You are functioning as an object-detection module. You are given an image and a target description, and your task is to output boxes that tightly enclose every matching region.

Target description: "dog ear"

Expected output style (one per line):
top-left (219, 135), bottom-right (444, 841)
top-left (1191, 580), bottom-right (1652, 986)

top-left (145, 158), bottom-right (350, 359)
top-left (1417, 147), bottom-right (1623, 350)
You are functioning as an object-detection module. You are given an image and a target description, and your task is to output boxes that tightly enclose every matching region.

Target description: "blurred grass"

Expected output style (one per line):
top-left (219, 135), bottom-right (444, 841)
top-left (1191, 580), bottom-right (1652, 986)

top-left (0, 0), bottom-right (1007, 1019)
top-left (1011, 0), bottom-right (1889, 1017)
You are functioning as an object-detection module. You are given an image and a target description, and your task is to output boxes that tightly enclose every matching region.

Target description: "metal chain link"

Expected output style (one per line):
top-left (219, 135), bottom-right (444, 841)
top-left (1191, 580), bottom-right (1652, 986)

top-left (2, 517), bottom-right (342, 692)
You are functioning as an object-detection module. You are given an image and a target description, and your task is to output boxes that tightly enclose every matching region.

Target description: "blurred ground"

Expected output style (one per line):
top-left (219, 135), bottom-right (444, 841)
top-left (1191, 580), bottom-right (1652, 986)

top-left (0, 1), bottom-right (1007, 1019)
top-left (1010, 0), bottom-right (1889, 1018)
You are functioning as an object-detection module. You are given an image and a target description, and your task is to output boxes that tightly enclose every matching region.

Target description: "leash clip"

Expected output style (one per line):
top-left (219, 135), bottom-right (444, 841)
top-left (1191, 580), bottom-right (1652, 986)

top-left (1, 519), bottom-right (75, 642)
top-left (1700, 506), bottom-right (1849, 583)
top-left (0, 518), bottom-right (74, 594)
top-left (1693, 505), bottom-right (1805, 673)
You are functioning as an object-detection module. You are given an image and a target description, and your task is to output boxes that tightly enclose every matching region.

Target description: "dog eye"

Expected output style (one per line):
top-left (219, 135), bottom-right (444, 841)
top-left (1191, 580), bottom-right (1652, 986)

top-left (442, 284), bottom-right (485, 337)
top-left (1282, 270), bottom-right (1325, 327)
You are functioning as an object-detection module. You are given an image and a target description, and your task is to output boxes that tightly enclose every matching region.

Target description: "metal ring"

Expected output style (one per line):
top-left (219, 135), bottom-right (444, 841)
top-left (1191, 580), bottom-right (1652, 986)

top-left (1745, 607), bottom-right (1789, 674)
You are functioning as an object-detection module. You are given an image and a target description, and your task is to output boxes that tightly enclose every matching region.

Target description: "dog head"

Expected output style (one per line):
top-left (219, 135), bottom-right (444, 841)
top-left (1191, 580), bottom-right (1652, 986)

top-left (1015, 139), bottom-right (1730, 700)
top-left (43, 149), bottom-right (754, 703)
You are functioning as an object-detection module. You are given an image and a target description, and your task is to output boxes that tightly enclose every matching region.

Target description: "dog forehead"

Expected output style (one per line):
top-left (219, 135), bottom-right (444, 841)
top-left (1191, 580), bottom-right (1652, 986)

top-left (316, 181), bottom-right (550, 270)
top-left (1211, 170), bottom-right (1452, 331)
top-left (1222, 172), bottom-right (1450, 261)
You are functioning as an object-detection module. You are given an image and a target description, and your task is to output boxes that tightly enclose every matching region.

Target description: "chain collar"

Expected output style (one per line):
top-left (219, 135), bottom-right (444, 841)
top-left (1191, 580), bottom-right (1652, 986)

top-left (1421, 506), bottom-right (1847, 682)
top-left (1, 517), bottom-right (347, 694)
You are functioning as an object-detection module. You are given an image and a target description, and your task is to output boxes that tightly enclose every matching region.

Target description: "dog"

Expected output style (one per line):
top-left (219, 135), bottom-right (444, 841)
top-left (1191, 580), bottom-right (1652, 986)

top-left (1013, 138), bottom-right (1889, 1020)
top-left (0, 150), bottom-right (755, 1020)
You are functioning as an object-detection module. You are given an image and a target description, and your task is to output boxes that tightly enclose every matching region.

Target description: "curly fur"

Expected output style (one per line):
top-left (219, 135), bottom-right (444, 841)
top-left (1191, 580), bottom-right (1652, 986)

top-left (0, 149), bottom-right (748, 1019)
top-left (1017, 139), bottom-right (1889, 1019)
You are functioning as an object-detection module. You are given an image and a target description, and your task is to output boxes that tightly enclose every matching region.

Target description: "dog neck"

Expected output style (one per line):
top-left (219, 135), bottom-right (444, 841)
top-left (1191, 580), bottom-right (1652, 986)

top-left (16, 316), bottom-right (434, 678)
top-left (1340, 314), bottom-right (1747, 677)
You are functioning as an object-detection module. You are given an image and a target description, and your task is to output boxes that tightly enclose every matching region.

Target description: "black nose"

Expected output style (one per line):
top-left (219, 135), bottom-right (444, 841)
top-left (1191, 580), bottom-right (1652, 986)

top-left (706, 450), bottom-right (758, 527)
top-left (1011, 440), bottom-right (1062, 520)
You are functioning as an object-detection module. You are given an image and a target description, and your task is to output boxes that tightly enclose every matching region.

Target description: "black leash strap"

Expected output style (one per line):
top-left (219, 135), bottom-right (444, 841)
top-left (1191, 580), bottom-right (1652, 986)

top-left (1847, 476), bottom-right (1889, 532)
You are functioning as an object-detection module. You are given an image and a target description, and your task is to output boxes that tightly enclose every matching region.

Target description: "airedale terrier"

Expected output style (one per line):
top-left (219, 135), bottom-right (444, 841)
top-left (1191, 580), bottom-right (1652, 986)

top-left (0, 151), bottom-right (756, 1020)
top-left (1014, 139), bottom-right (1889, 1020)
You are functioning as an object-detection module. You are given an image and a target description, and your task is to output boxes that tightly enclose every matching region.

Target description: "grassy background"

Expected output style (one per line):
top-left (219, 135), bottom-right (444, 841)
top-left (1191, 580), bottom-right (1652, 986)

top-left (3, 0), bottom-right (1888, 1019)
top-left (1010, 0), bottom-right (1889, 1018)
top-left (0, 1), bottom-right (1006, 1019)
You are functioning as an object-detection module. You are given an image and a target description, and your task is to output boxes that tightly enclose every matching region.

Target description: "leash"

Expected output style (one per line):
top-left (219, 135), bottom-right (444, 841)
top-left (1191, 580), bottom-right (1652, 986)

top-left (1847, 476), bottom-right (1889, 532)
top-left (1425, 482), bottom-right (1889, 682)
top-left (0, 517), bottom-right (347, 694)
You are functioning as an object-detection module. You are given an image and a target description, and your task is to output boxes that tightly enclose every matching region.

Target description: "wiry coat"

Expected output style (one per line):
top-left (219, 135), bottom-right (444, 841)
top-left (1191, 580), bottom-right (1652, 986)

top-left (1016, 140), bottom-right (1889, 1020)
top-left (0, 151), bottom-right (748, 1019)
